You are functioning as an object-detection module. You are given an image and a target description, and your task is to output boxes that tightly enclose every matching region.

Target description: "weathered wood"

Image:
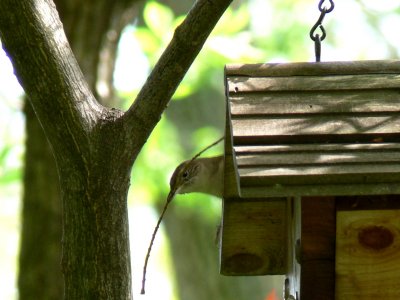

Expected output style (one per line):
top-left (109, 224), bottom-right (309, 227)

top-left (228, 74), bottom-right (400, 93)
top-left (222, 60), bottom-right (400, 280)
top-left (336, 195), bottom-right (400, 211)
top-left (225, 61), bottom-right (400, 197)
top-left (240, 164), bottom-right (400, 185)
top-left (225, 60), bottom-right (400, 77)
top-left (336, 208), bottom-right (400, 300)
top-left (220, 199), bottom-right (287, 275)
top-left (223, 98), bottom-right (241, 199)
top-left (241, 184), bottom-right (400, 198)
top-left (300, 197), bottom-right (336, 300)
top-left (229, 90), bottom-right (400, 115)
top-left (232, 115), bottom-right (400, 139)
top-left (234, 143), bottom-right (400, 154)
top-left (286, 197), bottom-right (301, 300)
top-left (237, 151), bottom-right (400, 166)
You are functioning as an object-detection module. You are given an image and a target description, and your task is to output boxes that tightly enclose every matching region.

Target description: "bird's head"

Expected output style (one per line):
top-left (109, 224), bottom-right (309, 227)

top-left (169, 159), bottom-right (201, 197)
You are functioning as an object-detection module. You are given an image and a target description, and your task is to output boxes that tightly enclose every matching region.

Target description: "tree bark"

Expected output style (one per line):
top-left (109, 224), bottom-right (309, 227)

top-left (17, 1), bottom-right (139, 298)
top-left (18, 101), bottom-right (64, 299)
top-left (0, 0), bottom-right (232, 298)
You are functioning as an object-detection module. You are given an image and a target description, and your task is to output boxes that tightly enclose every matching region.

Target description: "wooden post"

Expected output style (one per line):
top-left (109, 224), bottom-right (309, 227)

top-left (300, 197), bottom-right (336, 300)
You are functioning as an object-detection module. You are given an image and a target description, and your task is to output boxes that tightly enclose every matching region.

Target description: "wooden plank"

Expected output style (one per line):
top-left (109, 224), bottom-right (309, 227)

top-left (236, 151), bottom-right (400, 166)
top-left (225, 60), bottom-right (400, 77)
top-left (227, 74), bottom-right (400, 93)
top-left (229, 90), bottom-right (400, 115)
top-left (300, 197), bottom-right (336, 300)
top-left (336, 195), bottom-right (400, 211)
top-left (224, 98), bottom-right (240, 198)
top-left (220, 199), bottom-right (287, 275)
top-left (234, 143), bottom-right (400, 154)
top-left (239, 164), bottom-right (400, 186)
top-left (336, 209), bottom-right (400, 299)
top-left (286, 197), bottom-right (301, 300)
top-left (231, 115), bottom-right (400, 138)
top-left (241, 183), bottom-right (400, 198)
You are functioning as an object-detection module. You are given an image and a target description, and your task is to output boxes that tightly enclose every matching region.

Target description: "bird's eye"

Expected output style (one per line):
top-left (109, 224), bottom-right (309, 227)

top-left (182, 171), bottom-right (189, 179)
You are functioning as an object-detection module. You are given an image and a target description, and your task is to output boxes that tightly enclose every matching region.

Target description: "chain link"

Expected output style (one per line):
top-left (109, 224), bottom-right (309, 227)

top-left (310, 0), bottom-right (335, 62)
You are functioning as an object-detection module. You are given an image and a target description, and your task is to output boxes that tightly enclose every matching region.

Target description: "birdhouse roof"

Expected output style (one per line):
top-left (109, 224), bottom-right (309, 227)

top-left (224, 60), bottom-right (400, 198)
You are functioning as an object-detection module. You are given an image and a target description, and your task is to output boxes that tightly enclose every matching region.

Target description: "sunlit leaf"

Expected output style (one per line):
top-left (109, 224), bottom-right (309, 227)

top-left (172, 83), bottom-right (193, 100)
top-left (172, 15), bottom-right (185, 29)
top-left (134, 28), bottom-right (160, 55)
top-left (0, 168), bottom-right (21, 185)
top-left (0, 145), bottom-right (11, 164)
top-left (143, 1), bottom-right (175, 39)
top-left (213, 5), bottom-right (250, 36)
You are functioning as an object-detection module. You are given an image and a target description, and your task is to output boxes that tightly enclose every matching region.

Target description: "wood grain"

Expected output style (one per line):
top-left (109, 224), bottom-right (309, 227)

top-left (223, 98), bottom-right (240, 198)
top-left (241, 184), bottom-right (400, 198)
top-left (220, 199), bottom-right (287, 275)
top-left (236, 151), bottom-right (400, 166)
top-left (229, 90), bottom-right (400, 115)
top-left (234, 143), bottom-right (400, 153)
top-left (336, 209), bottom-right (400, 300)
top-left (301, 197), bottom-right (336, 300)
top-left (228, 74), bottom-right (400, 92)
top-left (225, 60), bottom-right (400, 77)
top-left (231, 115), bottom-right (400, 138)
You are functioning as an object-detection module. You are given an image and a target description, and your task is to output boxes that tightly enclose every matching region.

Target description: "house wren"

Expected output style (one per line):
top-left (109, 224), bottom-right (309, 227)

top-left (141, 138), bottom-right (224, 295)
top-left (169, 155), bottom-right (224, 199)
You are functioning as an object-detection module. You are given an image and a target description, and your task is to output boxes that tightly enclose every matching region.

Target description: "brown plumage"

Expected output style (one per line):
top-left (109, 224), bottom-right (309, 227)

top-left (169, 155), bottom-right (224, 197)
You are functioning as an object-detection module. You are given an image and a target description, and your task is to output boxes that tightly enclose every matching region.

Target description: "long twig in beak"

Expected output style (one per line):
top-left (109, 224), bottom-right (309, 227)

top-left (141, 189), bottom-right (176, 294)
top-left (140, 136), bottom-right (224, 294)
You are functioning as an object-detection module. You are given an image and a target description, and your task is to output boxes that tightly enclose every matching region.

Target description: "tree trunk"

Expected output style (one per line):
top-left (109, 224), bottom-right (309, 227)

top-left (0, 0), bottom-right (232, 298)
top-left (17, 1), bottom-right (139, 298)
top-left (59, 116), bottom-right (133, 298)
top-left (18, 101), bottom-right (64, 299)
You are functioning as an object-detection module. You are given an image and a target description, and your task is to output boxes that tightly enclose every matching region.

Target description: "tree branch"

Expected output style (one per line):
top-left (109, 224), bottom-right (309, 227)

top-left (124, 0), bottom-right (232, 150)
top-left (0, 0), bottom-right (104, 158)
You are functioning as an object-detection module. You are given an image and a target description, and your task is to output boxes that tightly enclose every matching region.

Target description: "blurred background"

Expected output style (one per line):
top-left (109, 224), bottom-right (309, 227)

top-left (1, 0), bottom-right (400, 299)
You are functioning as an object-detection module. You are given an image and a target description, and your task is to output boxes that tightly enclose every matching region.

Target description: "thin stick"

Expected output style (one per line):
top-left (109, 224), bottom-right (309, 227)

top-left (140, 136), bottom-right (224, 294)
top-left (141, 191), bottom-right (174, 294)
top-left (188, 136), bottom-right (224, 164)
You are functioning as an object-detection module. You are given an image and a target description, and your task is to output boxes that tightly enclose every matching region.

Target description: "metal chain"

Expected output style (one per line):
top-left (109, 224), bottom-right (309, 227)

top-left (310, 0), bottom-right (335, 62)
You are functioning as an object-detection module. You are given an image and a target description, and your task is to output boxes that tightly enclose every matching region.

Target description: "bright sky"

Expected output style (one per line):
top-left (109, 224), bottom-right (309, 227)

top-left (1, 1), bottom-right (400, 299)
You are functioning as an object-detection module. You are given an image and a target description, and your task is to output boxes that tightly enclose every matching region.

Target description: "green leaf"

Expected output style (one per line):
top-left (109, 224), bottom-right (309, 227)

top-left (134, 28), bottom-right (160, 55)
top-left (0, 145), bottom-right (11, 164)
top-left (172, 83), bottom-right (193, 100)
top-left (0, 168), bottom-right (21, 185)
top-left (213, 5), bottom-right (250, 36)
top-left (143, 1), bottom-right (175, 39)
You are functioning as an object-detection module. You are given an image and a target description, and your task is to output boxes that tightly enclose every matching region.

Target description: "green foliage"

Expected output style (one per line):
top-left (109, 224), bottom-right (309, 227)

top-left (126, 0), bottom-right (319, 219)
top-left (133, 1), bottom-right (268, 101)
top-left (0, 144), bottom-right (21, 185)
top-left (143, 2), bottom-right (175, 39)
top-left (130, 117), bottom-right (182, 204)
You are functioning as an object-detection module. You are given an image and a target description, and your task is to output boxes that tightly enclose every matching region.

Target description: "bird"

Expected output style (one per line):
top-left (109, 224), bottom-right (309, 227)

top-left (141, 154), bottom-right (224, 294)
top-left (168, 155), bottom-right (224, 199)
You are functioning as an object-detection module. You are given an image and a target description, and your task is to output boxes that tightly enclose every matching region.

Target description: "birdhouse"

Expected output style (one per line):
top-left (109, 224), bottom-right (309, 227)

top-left (221, 60), bottom-right (400, 299)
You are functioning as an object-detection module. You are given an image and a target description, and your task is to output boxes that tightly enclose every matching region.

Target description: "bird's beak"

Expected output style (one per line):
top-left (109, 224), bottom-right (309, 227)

top-left (166, 189), bottom-right (176, 203)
